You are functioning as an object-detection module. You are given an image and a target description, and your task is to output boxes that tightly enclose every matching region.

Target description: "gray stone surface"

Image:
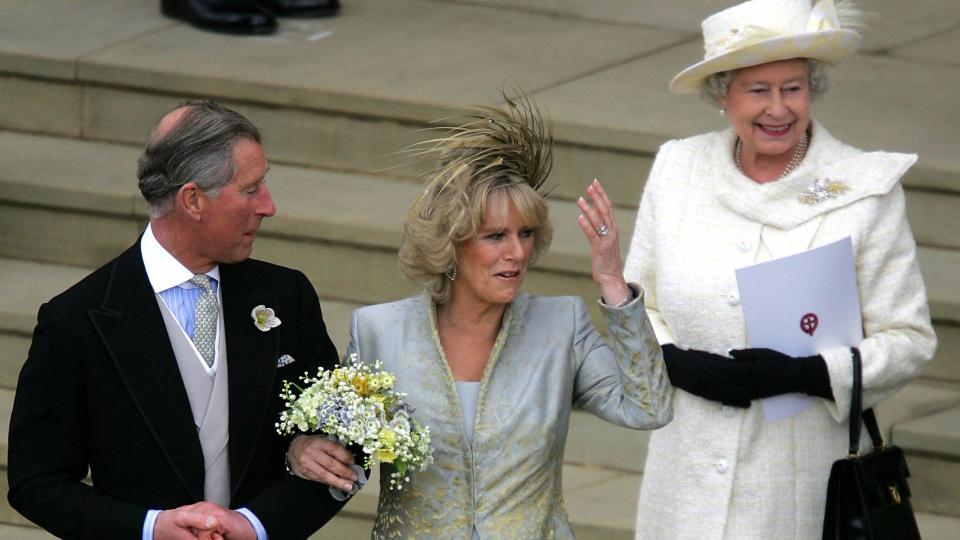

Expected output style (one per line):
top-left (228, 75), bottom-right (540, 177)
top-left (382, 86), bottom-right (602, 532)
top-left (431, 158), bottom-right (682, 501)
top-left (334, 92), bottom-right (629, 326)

top-left (905, 189), bottom-right (960, 250)
top-left (565, 470), bottom-right (641, 531)
top-left (862, 0), bottom-right (960, 53)
top-left (0, 334), bottom-right (29, 390)
top-left (925, 323), bottom-right (960, 384)
top-left (78, 0), bottom-right (684, 124)
top-left (536, 41), bottom-right (721, 154)
top-left (0, 203), bottom-right (142, 269)
top-left (920, 247), bottom-right (960, 324)
top-left (0, 130), bottom-right (621, 276)
top-left (431, 0), bottom-right (722, 33)
top-left (874, 381), bottom-right (960, 440)
top-left (433, 0), bottom-right (960, 54)
top-left (307, 515), bottom-right (373, 539)
top-left (0, 132), bottom-right (141, 215)
top-left (909, 454), bottom-right (960, 517)
top-left (0, 0), bottom-right (169, 80)
top-left (0, 77), bottom-right (81, 138)
top-left (0, 258), bottom-right (90, 334)
top-left (893, 404), bottom-right (960, 457)
top-left (892, 27), bottom-right (960, 67)
top-left (0, 523), bottom-right (56, 539)
top-left (0, 257), bottom-right (90, 389)
top-left (0, 0), bottom-right (958, 529)
top-left (917, 512), bottom-right (960, 540)
top-left (566, 410), bottom-right (650, 473)
top-left (1, 130), bottom-right (956, 333)
top-left (0, 388), bottom-right (13, 462)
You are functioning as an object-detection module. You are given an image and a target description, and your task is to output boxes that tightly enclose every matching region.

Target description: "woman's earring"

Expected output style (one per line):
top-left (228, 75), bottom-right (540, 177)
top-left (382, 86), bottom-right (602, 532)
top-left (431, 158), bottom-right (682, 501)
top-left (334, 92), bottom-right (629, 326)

top-left (445, 267), bottom-right (457, 281)
top-left (719, 107), bottom-right (726, 115)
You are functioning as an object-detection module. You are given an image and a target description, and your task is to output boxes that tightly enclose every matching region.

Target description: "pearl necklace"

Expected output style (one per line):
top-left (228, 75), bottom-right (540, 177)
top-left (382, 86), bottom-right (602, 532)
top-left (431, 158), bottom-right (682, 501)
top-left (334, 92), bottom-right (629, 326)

top-left (734, 131), bottom-right (808, 180)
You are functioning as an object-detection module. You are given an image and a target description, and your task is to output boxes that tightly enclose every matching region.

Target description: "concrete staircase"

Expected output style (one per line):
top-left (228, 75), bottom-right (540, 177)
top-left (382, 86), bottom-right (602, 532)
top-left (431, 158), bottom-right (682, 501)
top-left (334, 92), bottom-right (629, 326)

top-left (2, 0), bottom-right (959, 538)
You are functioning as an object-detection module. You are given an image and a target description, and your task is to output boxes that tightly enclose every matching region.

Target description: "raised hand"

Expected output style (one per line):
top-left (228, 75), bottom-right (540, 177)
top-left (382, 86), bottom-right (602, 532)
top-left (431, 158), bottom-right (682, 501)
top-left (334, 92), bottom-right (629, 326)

top-left (576, 179), bottom-right (631, 306)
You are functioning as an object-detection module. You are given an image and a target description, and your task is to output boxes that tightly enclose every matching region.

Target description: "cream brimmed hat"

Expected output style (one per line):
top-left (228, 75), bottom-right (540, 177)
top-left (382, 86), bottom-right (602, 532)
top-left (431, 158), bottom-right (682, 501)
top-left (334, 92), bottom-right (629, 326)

top-left (670, 0), bottom-right (862, 94)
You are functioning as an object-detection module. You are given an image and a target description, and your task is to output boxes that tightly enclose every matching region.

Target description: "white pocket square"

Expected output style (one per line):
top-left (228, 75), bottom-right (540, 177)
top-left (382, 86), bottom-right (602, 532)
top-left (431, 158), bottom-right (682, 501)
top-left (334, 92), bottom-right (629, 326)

top-left (276, 354), bottom-right (295, 368)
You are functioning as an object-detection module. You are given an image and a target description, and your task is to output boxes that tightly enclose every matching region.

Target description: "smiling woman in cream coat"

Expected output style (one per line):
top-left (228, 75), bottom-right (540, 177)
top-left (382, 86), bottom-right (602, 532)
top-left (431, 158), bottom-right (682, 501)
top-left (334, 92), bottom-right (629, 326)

top-left (625, 1), bottom-right (936, 539)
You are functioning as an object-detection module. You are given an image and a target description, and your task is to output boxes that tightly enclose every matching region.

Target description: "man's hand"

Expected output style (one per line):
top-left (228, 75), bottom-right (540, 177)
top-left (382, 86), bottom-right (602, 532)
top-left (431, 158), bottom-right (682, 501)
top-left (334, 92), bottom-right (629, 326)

top-left (287, 435), bottom-right (359, 492)
top-left (155, 502), bottom-right (258, 540)
top-left (185, 502), bottom-right (258, 540)
top-left (154, 506), bottom-right (221, 540)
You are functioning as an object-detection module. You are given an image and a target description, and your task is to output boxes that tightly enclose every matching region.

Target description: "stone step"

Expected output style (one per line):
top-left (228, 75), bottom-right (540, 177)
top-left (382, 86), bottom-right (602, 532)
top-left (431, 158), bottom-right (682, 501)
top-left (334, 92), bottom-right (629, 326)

top-left (427, 0), bottom-right (960, 56)
top-left (2, 130), bottom-right (958, 383)
top-left (6, 139), bottom-right (958, 386)
top-left (892, 402), bottom-right (960, 517)
top-left (895, 403), bottom-right (960, 458)
top-left (2, 458), bottom-right (959, 540)
top-left (0, 129), bottom-right (631, 314)
top-left (5, 256), bottom-right (954, 470)
top-left (2, 259), bottom-right (959, 530)
top-left (2, 0), bottom-right (959, 532)
top-left (2, 2), bottom-right (960, 213)
top-left (0, 523), bottom-right (56, 539)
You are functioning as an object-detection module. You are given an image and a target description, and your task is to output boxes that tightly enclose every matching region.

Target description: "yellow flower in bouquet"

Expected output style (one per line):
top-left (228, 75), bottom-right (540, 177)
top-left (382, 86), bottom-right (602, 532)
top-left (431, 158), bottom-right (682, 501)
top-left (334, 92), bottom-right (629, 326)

top-left (277, 353), bottom-right (433, 490)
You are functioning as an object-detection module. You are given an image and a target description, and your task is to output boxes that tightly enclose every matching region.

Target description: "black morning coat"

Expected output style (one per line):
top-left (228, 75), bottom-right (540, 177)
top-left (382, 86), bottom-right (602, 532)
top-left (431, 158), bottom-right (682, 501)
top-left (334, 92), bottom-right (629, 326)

top-left (7, 241), bottom-right (346, 539)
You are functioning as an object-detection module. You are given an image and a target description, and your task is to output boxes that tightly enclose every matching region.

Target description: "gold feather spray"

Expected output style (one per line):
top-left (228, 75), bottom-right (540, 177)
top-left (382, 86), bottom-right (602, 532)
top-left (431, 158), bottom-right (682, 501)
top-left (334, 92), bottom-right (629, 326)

top-left (407, 91), bottom-right (554, 213)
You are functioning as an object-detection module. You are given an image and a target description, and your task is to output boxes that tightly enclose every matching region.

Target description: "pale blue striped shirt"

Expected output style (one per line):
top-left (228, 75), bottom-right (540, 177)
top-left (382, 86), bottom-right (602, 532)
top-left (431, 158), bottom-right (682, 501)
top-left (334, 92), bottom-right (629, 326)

top-left (158, 278), bottom-right (219, 340)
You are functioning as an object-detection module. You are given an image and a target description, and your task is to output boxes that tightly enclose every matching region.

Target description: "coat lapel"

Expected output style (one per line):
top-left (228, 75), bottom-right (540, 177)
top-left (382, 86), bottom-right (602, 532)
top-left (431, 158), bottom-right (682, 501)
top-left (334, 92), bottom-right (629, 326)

top-left (87, 243), bottom-right (205, 500)
top-left (220, 262), bottom-right (279, 496)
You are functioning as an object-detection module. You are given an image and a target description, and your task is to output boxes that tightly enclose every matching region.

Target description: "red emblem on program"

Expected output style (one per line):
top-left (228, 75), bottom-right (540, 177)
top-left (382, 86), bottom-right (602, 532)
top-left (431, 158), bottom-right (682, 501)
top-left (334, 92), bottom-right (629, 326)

top-left (800, 313), bottom-right (819, 336)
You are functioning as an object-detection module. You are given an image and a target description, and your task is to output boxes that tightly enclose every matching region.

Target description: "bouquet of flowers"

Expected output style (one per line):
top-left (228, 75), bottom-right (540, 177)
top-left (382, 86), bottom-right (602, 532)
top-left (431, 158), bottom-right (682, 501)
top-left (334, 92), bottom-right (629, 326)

top-left (277, 353), bottom-right (433, 490)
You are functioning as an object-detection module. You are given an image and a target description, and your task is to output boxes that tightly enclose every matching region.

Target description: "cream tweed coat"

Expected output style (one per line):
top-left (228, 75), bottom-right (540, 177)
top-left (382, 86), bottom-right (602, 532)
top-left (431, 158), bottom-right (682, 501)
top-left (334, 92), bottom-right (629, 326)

top-left (625, 122), bottom-right (936, 540)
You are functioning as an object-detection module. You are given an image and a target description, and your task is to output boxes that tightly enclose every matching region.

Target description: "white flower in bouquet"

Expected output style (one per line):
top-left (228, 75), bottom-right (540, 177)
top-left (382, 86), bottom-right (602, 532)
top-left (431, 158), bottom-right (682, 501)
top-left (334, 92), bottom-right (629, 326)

top-left (277, 353), bottom-right (433, 490)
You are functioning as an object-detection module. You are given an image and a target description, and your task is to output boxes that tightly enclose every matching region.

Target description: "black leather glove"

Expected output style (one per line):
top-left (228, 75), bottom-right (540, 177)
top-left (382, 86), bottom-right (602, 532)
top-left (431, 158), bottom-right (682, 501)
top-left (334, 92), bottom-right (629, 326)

top-left (728, 347), bottom-right (834, 401)
top-left (662, 344), bottom-right (754, 408)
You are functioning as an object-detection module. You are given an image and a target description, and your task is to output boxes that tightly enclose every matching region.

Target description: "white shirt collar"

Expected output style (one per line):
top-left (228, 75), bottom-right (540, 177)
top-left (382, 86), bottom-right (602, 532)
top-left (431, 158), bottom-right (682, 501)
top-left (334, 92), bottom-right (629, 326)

top-left (140, 223), bottom-right (220, 293)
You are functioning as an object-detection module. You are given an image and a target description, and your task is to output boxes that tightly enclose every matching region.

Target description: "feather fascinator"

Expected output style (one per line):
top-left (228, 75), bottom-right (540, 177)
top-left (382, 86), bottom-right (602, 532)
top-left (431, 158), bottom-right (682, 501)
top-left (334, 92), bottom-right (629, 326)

top-left (409, 91), bottom-right (553, 210)
top-left (398, 91), bottom-right (555, 304)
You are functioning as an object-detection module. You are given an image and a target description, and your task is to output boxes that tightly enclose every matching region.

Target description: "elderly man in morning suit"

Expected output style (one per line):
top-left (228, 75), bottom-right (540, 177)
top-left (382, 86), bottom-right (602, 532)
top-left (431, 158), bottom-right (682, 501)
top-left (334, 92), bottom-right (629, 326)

top-left (8, 101), bottom-right (359, 540)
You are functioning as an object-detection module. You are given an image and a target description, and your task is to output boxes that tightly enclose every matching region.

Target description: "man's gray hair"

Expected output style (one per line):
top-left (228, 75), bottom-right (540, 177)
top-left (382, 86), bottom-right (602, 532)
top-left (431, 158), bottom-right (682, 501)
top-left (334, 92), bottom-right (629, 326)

top-left (700, 59), bottom-right (832, 107)
top-left (137, 100), bottom-right (261, 217)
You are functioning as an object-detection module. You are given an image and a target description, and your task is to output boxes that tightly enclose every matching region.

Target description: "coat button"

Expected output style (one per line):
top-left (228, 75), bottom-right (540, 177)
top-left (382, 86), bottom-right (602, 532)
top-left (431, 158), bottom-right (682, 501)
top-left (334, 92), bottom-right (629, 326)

top-left (722, 405), bottom-right (736, 418)
top-left (736, 239), bottom-right (752, 253)
top-left (715, 459), bottom-right (729, 474)
top-left (726, 290), bottom-right (740, 306)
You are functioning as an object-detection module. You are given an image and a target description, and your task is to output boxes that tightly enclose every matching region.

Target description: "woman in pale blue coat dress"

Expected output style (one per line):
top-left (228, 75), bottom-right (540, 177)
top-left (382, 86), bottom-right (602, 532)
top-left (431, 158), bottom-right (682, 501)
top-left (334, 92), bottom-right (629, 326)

top-left (288, 94), bottom-right (673, 539)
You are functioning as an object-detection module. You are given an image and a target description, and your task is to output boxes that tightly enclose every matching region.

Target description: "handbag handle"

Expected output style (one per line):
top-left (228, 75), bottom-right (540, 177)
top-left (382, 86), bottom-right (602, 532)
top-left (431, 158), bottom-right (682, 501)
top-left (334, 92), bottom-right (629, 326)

top-left (848, 347), bottom-right (863, 456)
top-left (848, 347), bottom-right (886, 457)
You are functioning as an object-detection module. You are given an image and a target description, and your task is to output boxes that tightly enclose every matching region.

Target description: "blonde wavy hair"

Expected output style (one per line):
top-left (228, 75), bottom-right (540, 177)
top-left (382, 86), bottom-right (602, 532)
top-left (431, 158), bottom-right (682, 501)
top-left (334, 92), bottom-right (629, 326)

top-left (399, 93), bottom-right (554, 304)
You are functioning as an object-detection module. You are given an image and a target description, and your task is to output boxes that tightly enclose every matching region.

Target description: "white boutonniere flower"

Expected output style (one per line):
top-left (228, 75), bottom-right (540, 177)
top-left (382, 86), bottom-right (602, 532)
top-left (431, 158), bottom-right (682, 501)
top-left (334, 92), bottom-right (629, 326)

top-left (251, 305), bottom-right (281, 332)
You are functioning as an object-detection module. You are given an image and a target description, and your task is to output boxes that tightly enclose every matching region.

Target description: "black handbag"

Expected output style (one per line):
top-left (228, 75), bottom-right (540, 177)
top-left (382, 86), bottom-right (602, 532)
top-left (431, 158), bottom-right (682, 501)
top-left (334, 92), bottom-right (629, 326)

top-left (822, 348), bottom-right (921, 540)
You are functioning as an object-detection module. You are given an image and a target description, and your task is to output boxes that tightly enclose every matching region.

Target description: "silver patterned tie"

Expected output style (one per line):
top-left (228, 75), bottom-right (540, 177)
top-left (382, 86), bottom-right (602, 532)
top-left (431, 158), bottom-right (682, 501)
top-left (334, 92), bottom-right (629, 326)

top-left (189, 274), bottom-right (219, 368)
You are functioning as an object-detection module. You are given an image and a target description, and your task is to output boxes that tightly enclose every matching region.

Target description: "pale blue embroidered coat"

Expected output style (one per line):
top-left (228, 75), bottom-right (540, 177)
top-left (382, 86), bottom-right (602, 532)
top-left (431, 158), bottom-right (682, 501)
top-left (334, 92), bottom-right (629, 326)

top-left (347, 290), bottom-right (672, 539)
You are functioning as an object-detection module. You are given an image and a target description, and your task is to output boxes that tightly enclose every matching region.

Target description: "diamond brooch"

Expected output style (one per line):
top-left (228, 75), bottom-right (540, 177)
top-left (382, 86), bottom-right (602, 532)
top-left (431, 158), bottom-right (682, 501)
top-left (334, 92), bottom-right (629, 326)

top-left (800, 177), bottom-right (846, 205)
